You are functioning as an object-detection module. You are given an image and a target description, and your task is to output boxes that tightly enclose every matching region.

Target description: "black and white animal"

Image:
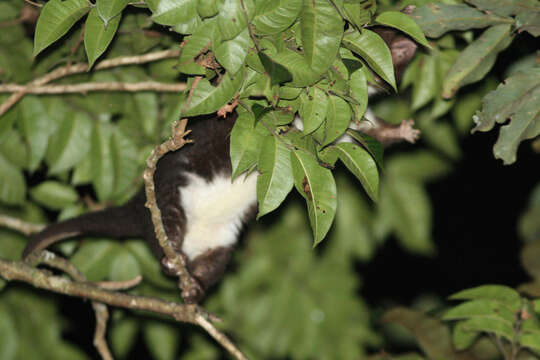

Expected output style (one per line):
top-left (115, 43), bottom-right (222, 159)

top-left (23, 114), bottom-right (257, 303)
top-left (23, 27), bottom-right (419, 304)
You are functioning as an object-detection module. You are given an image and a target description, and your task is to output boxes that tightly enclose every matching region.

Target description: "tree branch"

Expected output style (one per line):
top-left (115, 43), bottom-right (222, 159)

top-left (0, 49), bottom-right (181, 117)
top-left (142, 119), bottom-right (201, 303)
top-left (0, 215), bottom-right (45, 236)
top-left (0, 82), bottom-right (187, 94)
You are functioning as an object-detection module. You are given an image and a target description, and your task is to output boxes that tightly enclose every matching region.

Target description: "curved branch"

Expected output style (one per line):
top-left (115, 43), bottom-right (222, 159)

top-left (0, 82), bottom-right (187, 94)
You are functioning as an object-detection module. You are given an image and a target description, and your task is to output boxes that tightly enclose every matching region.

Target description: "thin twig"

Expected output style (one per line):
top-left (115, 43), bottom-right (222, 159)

top-left (195, 313), bottom-right (248, 360)
top-left (0, 82), bottom-right (187, 94)
top-left (95, 276), bottom-right (143, 290)
top-left (0, 215), bottom-right (45, 236)
top-left (0, 49), bottom-right (181, 117)
top-left (24, 0), bottom-right (42, 7)
top-left (142, 119), bottom-right (198, 302)
top-left (92, 303), bottom-right (114, 360)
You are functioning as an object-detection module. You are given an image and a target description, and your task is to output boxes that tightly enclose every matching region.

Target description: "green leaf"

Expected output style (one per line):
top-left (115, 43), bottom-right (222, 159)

top-left (183, 73), bottom-right (244, 116)
top-left (342, 29), bottom-right (396, 91)
top-left (109, 248), bottom-right (141, 281)
top-left (90, 121), bottom-right (115, 202)
top-left (376, 11), bottom-right (430, 48)
top-left (271, 49), bottom-right (322, 87)
top-left (329, 143), bottom-right (378, 202)
top-left (0, 153), bottom-right (25, 205)
top-left (452, 321), bottom-right (479, 351)
top-left (385, 150), bottom-right (451, 183)
top-left (30, 181), bottom-right (78, 210)
top-left (449, 285), bottom-right (522, 308)
top-left (520, 332), bottom-right (540, 352)
top-left (290, 149), bottom-right (337, 246)
top-left (256, 135), bottom-right (294, 218)
top-left (442, 25), bottom-right (514, 98)
top-left (126, 240), bottom-right (175, 288)
top-left (253, 0), bottom-right (302, 35)
top-left (218, 0), bottom-right (255, 40)
top-left (300, 0), bottom-right (344, 75)
top-left (473, 70), bottom-right (540, 133)
top-left (345, 130), bottom-right (384, 169)
top-left (0, 307), bottom-right (17, 360)
top-left (230, 113), bottom-right (269, 178)
top-left (342, 0), bottom-right (376, 28)
top-left (493, 86), bottom-right (540, 164)
top-left (147, 0), bottom-right (201, 34)
top-left (383, 179), bottom-right (434, 255)
top-left (321, 95), bottom-right (351, 146)
top-left (299, 87), bottom-right (328, 135)
top-left (465, 0), bottom-right (540, 17)
top-left (84, 8), bottom-right (121, 68)
top-left (178, 18), bottom-right (216, 75)
top-left (411, 54), bottom-right (437, 110)
top-left (197, 0), bottom-right (219, 18)
top-left (71, 240), bottom-right (121, 281)
top-left (215, 28), bottom-right (251, 74)
top-left (33, 0), bottom-right (91, 56)
top-left (45, 112), bottom-right (92, 175)
top-left (443, 299), bottom-right (515, 323)
top-left (110, 317), bottom-right (139, 359)
top-left (111, 129), bottom-right (140, 199)
top-left (349, 67), bottom-right (368, 121)
top-left (411, 3), bottom-right (513, 38)
top-left (143, 321), bottom-right (179, 360)
top-left (96, 0), bottom-right (129, 25)
top-left (458, 317), bottom-right (515, 341)
top-left (20, 96), bottom-right (55, 172)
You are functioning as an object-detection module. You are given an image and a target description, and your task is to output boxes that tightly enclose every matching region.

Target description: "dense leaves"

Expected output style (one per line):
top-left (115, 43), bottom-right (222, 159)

top-left (0, 0), bottom-right (539, 358)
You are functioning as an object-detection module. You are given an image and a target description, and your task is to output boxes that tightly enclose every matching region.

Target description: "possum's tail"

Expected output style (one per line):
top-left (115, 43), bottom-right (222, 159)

top-left (22, 192), bottom-right (151, 259)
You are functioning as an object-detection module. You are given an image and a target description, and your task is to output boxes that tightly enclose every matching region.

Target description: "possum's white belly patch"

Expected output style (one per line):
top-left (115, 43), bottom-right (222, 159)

top-left (179, 172), bottom-right (258, 259)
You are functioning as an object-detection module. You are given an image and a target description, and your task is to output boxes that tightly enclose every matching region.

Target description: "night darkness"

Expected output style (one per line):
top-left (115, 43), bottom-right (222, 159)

top-left (359, 129), bottom-right (537, 306)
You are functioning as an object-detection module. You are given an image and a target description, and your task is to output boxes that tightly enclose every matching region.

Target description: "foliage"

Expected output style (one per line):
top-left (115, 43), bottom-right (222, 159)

top-left (0, 0), bottom-right (538, 359)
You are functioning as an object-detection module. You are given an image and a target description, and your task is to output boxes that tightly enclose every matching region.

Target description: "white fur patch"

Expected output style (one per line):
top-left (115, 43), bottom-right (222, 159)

top-left (179, 172), bottom-right (258, 259)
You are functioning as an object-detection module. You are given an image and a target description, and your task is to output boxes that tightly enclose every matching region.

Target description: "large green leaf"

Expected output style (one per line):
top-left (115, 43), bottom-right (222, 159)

top-left (341, 0), bottom-right (376, 28)
top-left (472, 69), bottom-right (540, 164)
top-left (110, 317), bottom-right (139, 359)
top-left (33, 0), bottom-right (91, 56)
top-left (109, 248), bottom-right (141, 281)
top-left (183, 74), bottom-right (244, 116)
top-left (230, 113), bottom-right (269, 178)
top-left (376, 11), bottom-right (430, 48)
top-left (178, 18), bottom-right (217, 75)
top-left (143, 321), bottom-right (180, 360)
top-left (411, 53), bottom-right (437, 110)
top-left (465, 0), bottom-right (540, 17)
top-left (30, 181), bottom-right (78, 210)
top-left (147, 0), bottom-right (201, 34)
top-left (450, 285), bottom-right (522, 308)
top-left (321, 95), bottom-right (351, 146)
top-left (326, 143), bottom-right (378, 202)
top-left (346, 130), bottom-right (384, 169)
top-left (96, 0), bottom-right (129, 25)
top-left (382, 178), bottom-right (434, 255)
top-left (290, 149), bottom-right (337, 246)
top-left (411, 3), bottom-right (512, 38)
top-left (253, 0), bottom-right (302, 35)
top-left (0, 306), bottom-right (17, 360)
top-left (299, 87), bottom-right (328, 135)
top-left (20, 96), bottom-right (55, 172)
top-left (256, 135), bottom-right (294, 218)
top-left (442, 25), bottom-right (514, 98)
top-left (90, 121), bottom-right (115, 201)
top-left (84, 8), bottom-right (121, 68)
top-left (342, 29), bottom-right (396, 91)
top-left (268, 50), bottom-right (319, 87)
top-left (215, 28), bottom-right (251, 74)
top-left (349, 67), bottom-right (368, 121)
top-left (71, 240), bottom-right (121, 281)
top-left (111, 129), bottom-right (140, 199)
top-left (218, 0), bottom-right (255, 40)
top-left (0, 153), bottom-right (25, 205)
top-left (300, 0), bottom-right (344, 75)
top-left (45, 111), bottom-right (92, 176)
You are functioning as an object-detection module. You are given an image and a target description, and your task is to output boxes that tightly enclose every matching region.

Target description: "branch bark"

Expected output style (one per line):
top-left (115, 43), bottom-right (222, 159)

top-left (0, 82), bottom-right (187, 94)
top-left (0, 49), bottom-right (181, 117)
